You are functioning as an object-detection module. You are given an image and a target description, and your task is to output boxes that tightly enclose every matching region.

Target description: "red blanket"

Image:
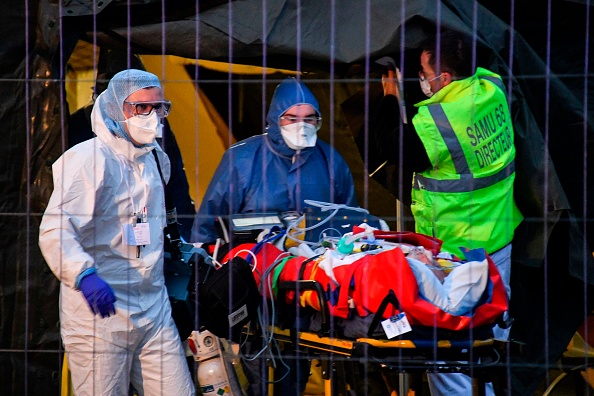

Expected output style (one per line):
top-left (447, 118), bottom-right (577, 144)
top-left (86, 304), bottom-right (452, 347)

top-left (222, 233), bottom-right (507, 331)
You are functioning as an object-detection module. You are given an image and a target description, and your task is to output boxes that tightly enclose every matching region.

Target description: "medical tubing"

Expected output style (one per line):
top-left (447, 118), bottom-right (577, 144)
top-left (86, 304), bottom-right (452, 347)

top-left (246, 205), bottom-right (371, 380)
top-left (239, 252), bottom-right (301, 385)
top-left (259, 251), bottom-right (292, 282)
top-left (242, 309), bottom-right (270, 362)
top-left (295, 200), bottom-right (369, 233)
top-left (244, 305), bottom-right (281, 371)
top-left (233, 249), bottom-right (258, 272)
top-left (318, 227), bottom-right (343, 239)
top-left (342, 223), bottom-right (377, 246)
top-left (284, 201), bottom-right (371, 247)
top-left (211, 238), bottom-right (223, 268)
top-left (284, 210), bottom-right (339, 247)
top-left (241, 323), bottom-right (290, 384)
top-left (243, 250), bottom-right (292, 383)
top-left (216, 216), bottom-right (230, 243)
top-left (284, 225), bottom-right (315, 247)
top-left (343, 231), bottom-right (370, 246)
top-left (260, 267), bottom-right (291, 384)
top-left (244, 251), bottom-right (288, 357)
top-left (303, 199), bottom-right (370, 214)
top-left (242, 311), bottom-right (271, 362)
top-left (258, 253), bottom-right (292, 297)
top-left (247, 228), bottom-right (285, 263)
top-left (267, 337), bottom-right (291, 383)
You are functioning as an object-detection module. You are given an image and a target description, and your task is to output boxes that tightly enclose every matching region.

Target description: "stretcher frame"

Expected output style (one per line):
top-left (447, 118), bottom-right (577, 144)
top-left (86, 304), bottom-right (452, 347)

top-left (260, 280), bottom-right (506, 396)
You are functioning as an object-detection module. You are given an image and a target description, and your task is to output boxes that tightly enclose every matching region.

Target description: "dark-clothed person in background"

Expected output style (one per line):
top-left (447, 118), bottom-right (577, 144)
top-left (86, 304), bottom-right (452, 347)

top-left (191, 77), bottom-right (358, 244)
top-left (191, 77), bottom-right (358, 395)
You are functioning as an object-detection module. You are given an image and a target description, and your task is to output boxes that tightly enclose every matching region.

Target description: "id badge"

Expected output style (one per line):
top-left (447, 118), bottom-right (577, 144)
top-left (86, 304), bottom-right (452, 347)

top-left (122, 223), bottom-right (151, 246)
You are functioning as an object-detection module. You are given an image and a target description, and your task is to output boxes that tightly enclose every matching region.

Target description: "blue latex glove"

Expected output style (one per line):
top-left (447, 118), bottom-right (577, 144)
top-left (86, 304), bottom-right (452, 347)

top-left (79, 272), bottom-right (116, 318)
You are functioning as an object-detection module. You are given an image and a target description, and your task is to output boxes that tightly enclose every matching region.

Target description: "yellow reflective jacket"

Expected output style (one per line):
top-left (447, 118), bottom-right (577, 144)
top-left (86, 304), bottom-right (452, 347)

top-left (411, 67), bottom-right (523, 258)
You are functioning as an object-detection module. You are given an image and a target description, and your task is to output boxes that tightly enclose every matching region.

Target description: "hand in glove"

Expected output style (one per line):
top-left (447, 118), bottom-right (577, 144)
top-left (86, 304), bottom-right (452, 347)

top-left (79, 272), bottom-right (116, 318)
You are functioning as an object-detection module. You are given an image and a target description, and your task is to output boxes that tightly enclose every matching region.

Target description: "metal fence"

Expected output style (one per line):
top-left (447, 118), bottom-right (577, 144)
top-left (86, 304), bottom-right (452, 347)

top-left (0, 1), bottom-right (592, 395)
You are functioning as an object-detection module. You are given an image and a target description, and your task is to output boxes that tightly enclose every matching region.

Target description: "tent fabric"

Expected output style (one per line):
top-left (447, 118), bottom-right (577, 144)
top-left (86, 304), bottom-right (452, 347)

top-left (1, 0), bottom-right (593, 394)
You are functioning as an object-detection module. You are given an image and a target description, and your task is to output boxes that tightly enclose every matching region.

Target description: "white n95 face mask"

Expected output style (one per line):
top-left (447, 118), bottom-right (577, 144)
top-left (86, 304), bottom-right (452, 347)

top-left (124, 112), bottom-right (160, 145)
top-left (419, 78), bottom-right (434, 97)
top-left (419, 73), bottom-right (443, 98)
top-left (280, 122), bottom-right (318, 150)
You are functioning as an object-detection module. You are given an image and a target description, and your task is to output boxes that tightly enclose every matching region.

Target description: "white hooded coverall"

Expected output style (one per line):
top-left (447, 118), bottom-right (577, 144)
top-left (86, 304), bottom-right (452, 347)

top-left (39, 76), bottom-right (195, 396)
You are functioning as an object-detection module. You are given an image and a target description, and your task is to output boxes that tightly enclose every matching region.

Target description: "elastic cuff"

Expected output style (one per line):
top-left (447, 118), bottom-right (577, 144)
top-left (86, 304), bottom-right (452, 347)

top-left (75, 267), bottom-right (96, 289)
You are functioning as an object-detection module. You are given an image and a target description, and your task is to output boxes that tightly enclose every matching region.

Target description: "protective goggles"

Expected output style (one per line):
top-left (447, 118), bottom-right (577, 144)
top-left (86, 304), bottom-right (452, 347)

top-left (279, 115), bottom-right (322, 126)
top-left (124, 100), bottom-right (172, 117)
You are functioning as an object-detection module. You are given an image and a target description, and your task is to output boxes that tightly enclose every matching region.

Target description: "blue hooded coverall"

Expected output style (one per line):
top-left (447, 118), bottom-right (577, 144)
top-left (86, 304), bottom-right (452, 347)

top-left (191, 78), bottom-right (358, 244)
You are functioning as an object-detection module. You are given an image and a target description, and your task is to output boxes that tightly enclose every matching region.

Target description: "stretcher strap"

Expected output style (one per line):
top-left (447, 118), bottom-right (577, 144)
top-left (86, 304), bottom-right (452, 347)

top-left (367, 290), bottom-right (401, 338)
top-left (278, 280), bottom-right (332, 337)
top-left (271, 257), bottom-right (292, 299)
top-left (335, 257), bottom-right (366, 318)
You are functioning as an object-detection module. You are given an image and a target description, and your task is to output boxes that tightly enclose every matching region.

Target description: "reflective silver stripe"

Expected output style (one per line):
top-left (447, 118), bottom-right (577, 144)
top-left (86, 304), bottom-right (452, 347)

top-left (482, 76), bottom-right (512, 113)
top-left (413, 160), bottom-right (515, 192)
top-left (427, 104), bottom-right (469, 175)
top-left (482, 75), bottom-right (506, 94)
top-left (420, 88), bottom-right (515, 193)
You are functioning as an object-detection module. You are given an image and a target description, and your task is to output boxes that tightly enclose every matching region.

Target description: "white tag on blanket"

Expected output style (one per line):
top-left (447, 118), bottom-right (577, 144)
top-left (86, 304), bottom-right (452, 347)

top-left (381, 312), bottom-right (412, 339)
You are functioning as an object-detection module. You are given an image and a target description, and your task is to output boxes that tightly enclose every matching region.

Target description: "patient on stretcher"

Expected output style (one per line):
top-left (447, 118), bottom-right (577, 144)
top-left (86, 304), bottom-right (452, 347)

top-left (289, 236), bottom-right (490, 318)
top-left (283, 228), bottom-right (491, 318)
top-left (407, 246), bottom-right (450, 282)
top-left (406, 246), bottom-right (490, 316)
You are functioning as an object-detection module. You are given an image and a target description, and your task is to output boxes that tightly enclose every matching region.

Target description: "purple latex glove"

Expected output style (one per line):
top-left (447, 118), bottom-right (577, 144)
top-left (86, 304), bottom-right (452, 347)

top-left (79, 272), bottom-right (116, 318)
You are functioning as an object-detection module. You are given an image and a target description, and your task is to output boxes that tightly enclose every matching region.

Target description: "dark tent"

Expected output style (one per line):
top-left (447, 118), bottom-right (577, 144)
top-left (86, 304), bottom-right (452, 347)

top-left (0, 0), bottom-right (592, 394)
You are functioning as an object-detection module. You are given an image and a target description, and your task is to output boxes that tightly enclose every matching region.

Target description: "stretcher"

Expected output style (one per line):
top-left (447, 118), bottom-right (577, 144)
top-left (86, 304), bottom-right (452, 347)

top-left (266, 325), bottom-right (501, 396)
top-left (60, 228), bottom-right (508, 395)
top-left (222, 230), bottom-right (510, 395)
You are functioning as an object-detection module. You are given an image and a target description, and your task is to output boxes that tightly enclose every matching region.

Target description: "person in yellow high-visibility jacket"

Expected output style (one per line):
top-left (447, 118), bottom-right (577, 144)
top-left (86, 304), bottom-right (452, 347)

top-left (375, 29), bottom-right (523, 395)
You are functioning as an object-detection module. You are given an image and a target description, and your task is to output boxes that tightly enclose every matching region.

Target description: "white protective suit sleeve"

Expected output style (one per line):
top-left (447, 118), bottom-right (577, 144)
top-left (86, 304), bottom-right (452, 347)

top-left (39, 146), bottom-right (105, 289)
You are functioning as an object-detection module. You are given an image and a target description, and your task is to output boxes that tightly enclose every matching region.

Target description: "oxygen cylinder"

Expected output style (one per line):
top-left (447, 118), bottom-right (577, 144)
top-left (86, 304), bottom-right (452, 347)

top-left (189, 330), bottom-right (242, 396)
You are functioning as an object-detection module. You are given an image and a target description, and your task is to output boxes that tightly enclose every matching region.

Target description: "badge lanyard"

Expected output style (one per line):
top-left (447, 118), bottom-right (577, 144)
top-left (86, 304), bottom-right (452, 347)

top-left (119, 156), bottom-right (151, 257)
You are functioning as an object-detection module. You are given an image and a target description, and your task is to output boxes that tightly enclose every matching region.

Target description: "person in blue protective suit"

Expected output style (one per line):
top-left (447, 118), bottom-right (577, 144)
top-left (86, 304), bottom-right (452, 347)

top-left (39, 69), bottom-right (195, 396)
top-left (191, 77), bottom-right (358, 244)
top-left (191, 77), bottom-right (357, 396)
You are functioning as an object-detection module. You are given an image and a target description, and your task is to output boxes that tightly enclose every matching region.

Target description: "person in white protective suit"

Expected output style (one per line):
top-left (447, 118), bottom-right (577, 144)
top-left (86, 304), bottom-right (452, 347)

top-left (39, 69), bottom-right (195, 396)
